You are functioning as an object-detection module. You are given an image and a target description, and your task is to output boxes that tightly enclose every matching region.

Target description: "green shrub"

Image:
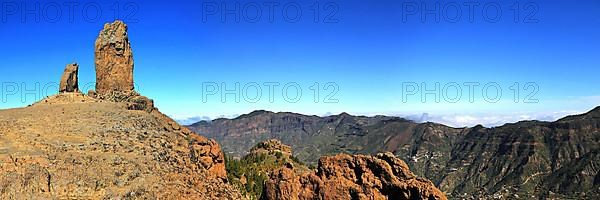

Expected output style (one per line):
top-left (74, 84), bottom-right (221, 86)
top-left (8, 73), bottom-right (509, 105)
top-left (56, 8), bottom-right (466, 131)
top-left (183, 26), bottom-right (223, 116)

top-left (275, 151), bottom-right (283, 159)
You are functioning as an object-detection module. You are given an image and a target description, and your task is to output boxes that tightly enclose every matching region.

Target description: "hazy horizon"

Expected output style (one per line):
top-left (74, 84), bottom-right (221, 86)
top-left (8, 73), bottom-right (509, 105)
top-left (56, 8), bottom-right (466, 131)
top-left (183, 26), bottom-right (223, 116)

top-left (173, 107), bottom-right (594, 128)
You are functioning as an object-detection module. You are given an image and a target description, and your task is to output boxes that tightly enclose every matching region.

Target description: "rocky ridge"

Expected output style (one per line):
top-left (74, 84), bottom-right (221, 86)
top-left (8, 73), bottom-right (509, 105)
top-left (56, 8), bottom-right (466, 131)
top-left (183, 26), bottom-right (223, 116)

top-left (263, 151), bottom-right (447, 200)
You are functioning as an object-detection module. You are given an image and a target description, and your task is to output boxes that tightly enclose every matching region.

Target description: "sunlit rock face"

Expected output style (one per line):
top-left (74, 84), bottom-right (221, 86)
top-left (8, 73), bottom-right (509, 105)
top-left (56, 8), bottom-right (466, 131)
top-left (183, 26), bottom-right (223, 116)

top-left (95, 20), bottom-right (134, 95)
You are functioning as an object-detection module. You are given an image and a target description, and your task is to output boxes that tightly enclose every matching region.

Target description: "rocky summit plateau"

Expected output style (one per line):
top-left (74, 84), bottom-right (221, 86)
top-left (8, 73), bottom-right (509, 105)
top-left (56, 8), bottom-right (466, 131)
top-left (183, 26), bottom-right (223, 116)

top-left (0, 20), bottom-right (446, 200)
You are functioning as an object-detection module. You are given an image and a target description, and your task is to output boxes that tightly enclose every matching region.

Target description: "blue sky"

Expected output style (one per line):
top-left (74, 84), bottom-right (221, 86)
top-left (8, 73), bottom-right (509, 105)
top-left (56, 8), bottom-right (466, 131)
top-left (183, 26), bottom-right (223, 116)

top-left (1, 0), bottom-right (599, 126)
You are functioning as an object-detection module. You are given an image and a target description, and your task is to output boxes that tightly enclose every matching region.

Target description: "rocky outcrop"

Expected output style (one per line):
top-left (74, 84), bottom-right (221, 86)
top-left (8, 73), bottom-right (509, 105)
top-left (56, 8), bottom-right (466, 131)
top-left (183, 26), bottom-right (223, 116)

top-left (226, 139), bottom-right (310, 199)
top-left (250, 139), bottom-right (292, 156)
top-left (59, 63), bottom-right (79, 93)
top-left (87, 90), bottom-right (155, 113)
top-left (92, 20), bottom-right (155, 113)
top-left (127, 95), bottom-right (155, 113)
top-left (263, 152), bottom-right (447, 200)
top-left (95, 20), bottom-right (134, 94)
top-left (150, 109), bottom-right (227, 179)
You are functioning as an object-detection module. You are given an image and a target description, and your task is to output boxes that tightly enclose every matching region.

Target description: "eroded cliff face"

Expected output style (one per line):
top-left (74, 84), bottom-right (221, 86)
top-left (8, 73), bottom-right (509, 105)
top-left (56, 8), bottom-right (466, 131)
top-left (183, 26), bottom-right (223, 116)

top-left (439, 112), bottom-right (600, 199)
top-left (263, 152), bottom-right (447, 200)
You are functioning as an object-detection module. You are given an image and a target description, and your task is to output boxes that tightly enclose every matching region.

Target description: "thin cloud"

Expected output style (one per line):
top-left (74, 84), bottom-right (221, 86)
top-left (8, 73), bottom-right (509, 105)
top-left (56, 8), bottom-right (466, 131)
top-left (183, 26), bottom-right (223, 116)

top-left (403, 111), bottom-right (581, 127)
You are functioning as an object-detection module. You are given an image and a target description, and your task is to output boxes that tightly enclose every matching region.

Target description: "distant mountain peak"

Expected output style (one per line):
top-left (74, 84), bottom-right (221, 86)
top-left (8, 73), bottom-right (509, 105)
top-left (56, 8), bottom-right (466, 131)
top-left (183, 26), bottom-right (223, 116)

top-left (589, 106), bottom-right (600, 115)
top-left (559, 106), bottom-right (600, 121)
top-left (250, 110), bottom-right (272, 115)
top-left (338, 112), bottom-right (351, 117)
top-left (237, 110), bottom-right (274, 119)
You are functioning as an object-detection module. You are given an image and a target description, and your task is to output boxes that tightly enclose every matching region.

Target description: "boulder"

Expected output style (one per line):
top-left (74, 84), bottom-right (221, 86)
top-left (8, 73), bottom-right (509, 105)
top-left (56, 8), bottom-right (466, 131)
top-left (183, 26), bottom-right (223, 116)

top-left (95, 20), bottom-right (134, 94)
top-left (127, 95), bottom-right (155, 113)
top-left (87, 90), bottom-right (97, 98)
top-left (58, 63), bottom-right (79, 93)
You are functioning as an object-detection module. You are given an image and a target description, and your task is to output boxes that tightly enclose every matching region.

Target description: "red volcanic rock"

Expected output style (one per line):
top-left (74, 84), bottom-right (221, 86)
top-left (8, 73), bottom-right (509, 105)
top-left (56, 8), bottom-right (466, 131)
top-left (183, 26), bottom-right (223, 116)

top-left (264, 152), bottom-right (447, 200)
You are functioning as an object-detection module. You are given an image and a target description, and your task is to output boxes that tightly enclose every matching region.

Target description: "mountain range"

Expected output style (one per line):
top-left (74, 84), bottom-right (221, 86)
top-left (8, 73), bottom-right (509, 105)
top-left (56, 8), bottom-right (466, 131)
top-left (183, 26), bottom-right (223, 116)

top-left (189, 107), bottom-right (600, 198)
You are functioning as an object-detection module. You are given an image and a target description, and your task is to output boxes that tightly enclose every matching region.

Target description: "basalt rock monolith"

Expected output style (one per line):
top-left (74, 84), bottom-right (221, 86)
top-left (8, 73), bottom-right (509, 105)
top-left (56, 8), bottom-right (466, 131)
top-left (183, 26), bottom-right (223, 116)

top-left (59, 63), bottom-right (79, 93)
top-left (95, 20), bottom-right (134, 94)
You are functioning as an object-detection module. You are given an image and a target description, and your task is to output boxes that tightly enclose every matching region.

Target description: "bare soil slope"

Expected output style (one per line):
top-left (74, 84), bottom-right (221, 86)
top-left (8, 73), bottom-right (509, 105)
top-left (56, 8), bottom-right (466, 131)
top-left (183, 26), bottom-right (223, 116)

top-left (0, 93), bottom-right (243, 199)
